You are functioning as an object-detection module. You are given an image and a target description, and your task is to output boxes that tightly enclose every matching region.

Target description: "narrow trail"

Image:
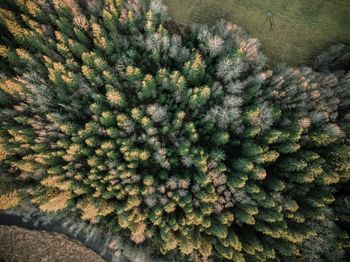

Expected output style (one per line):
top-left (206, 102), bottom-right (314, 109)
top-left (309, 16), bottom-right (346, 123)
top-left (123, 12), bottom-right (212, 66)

top-left (164, 0), bottom-right (350, 66)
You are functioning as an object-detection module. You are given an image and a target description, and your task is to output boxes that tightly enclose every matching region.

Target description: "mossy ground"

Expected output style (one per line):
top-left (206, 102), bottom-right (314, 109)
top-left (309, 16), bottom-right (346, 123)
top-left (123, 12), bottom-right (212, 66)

top-left (164, 0), bottom-right (350, 66)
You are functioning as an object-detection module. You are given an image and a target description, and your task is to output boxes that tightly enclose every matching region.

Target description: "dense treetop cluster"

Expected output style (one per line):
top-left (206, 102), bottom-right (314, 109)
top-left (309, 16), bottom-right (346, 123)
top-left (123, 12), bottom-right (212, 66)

top-left (0, 0), bottom-right (349, 261)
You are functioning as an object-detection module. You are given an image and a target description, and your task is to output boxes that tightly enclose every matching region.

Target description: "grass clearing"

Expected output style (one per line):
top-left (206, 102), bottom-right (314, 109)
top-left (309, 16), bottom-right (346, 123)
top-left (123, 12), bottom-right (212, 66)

top-left (164, 0), bottom-right (350, 66)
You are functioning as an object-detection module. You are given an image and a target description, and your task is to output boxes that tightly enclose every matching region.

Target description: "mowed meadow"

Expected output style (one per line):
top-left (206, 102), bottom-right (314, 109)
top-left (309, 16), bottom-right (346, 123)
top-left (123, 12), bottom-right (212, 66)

top-left (164, 0), bottom-right (350, 66)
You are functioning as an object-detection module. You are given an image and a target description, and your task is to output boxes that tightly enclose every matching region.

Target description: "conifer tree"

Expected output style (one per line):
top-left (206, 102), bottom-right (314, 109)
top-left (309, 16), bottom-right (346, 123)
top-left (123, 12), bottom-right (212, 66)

top-left (0, 0), bottom-right (349, 261)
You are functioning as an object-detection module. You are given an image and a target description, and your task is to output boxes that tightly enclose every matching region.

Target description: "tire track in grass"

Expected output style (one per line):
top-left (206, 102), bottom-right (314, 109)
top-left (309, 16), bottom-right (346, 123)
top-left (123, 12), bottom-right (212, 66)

top-left (164, 0), bottom-right (350, 65)
top-left (221, 0), bottom-right (349, 37)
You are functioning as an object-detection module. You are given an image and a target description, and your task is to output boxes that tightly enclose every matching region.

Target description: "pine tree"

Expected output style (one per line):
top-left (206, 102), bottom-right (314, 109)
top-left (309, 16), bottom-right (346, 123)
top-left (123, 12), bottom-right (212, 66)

top-left (0, 1), bottom-right (349, 261)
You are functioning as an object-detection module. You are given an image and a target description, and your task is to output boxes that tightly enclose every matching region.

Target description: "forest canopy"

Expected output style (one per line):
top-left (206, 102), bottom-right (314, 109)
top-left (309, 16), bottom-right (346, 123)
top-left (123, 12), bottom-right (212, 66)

top-left (0, 0), bottom-right (349, 261)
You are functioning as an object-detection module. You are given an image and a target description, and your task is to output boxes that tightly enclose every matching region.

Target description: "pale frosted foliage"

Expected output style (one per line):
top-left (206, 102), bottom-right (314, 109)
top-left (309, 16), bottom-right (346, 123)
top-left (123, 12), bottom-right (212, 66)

top-left (196, 25), bottom-right (211, 43)
top-left (166, 177), bottom-right (178, 190)
top-left (301, 220), bottom-right (345, 261)
top-left (324, 123), bottom-right (344, 138)
top-left (145, 33), bottom-right (161, 51)
top-left (247, 102), bottom-right (274, 131)
top-left (231, 189), bottom-right (253, 205)
top-left (146, 104), bottom-right (167, 123)
top-left (217, 57), bottom-right (244, 82)
top-left (226, 80), bottom-right (244, 94)
top-left (223, 95), bottom-right (243, 108)
top-left (145, 196), bottom-right (157, 207)
top-left (150, 0), bottom-right (168, 18)
top-left (181, 156), bottom-right (193, 167)
top-left (308, 111), bottom-right (325, 124)
top-left (205, 104), bottom-right (241, 129)
top-left (169, 35), bottom-right (190, 62)
top-left (215, 20), bottom-right (236, 39)
top-left (240, 38), bottom-right (263, 66)
top-left (208, 35), bottom-right (224, 56)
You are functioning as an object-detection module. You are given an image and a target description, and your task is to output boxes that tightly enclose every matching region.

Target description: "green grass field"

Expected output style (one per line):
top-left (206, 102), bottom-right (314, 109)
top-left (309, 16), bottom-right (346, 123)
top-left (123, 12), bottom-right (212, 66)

top-left (164, 0), bottom-right (350, 66)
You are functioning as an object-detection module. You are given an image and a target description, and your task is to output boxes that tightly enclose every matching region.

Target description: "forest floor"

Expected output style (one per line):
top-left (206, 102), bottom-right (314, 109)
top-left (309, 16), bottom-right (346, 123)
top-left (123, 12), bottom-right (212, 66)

top-left (0, 225), bottom-right (105, 262)
top-left (164, 0), bottom-right (350, 66)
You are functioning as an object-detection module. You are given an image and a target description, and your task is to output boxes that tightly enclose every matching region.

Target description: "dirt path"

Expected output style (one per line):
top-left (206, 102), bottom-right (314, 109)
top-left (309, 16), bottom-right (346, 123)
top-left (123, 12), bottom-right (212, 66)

top-left (0, 225), bottom-right (105, 262)
top-left (164, 0), bottom-right (350, 66)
